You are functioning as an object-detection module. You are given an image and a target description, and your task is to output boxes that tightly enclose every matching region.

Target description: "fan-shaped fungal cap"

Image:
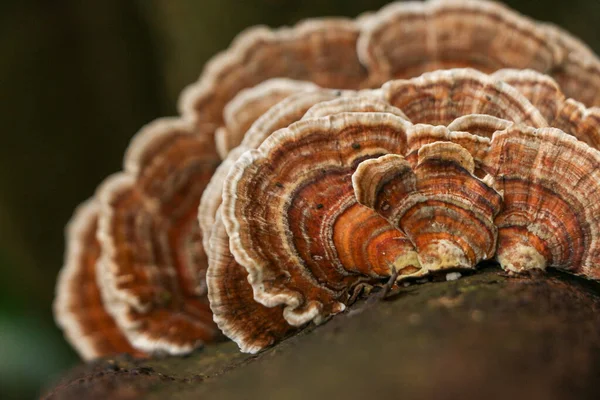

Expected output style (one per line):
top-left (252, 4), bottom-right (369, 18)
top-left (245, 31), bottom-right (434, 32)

top-left (179, 19), bottom-right (370, 136)
top-left (541, 23), bottom-right (600, 107)
top-left (214, 79), bottom-right (318, 158)
top-left (358, 0), bottom-right (600, 107)
top-left (353, 142), bottom-right (502, 272)
top-left (491, 69), bottom-right (600, 149)
top-left (405, 123), bottom-right (493, 173)
top-left (96, 118), bottom-right (221, 354)
top-left (54, 200), bottom-right (143, 360)
top-left (198, 89), bottom-right (343, 252)
top-left (382, 69), bottom-right (547, 128)
top-left (222, 112), bottom-right (417, 326)
top-left (483, 126), bottom-right (600, 278)
top-left (207, 208), bottom-right (295, 353)
top-left (358, 0), bottom-right (561, 82)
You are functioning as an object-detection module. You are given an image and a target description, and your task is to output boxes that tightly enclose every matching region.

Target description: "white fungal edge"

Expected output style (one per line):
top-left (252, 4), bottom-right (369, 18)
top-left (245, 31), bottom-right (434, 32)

top-left (177, 18), bottom-right (362, 122)
top-left (206, 207), bottom-right (269, 354)
top-left (198, 88), bottom-right (346, 254)
top-left (485, 125), bottom-right (600, 276)
top-left (221, 112), bottom-right (412, 327)
top-left (302, 92), bottom-right (409, 121)
top-left (490, 68), bottom-right (600, 147)
top-left (95, 117), bottom-right (214, 355)
top-left (215, 78), bottom-right (319, 159)
top-left (357, 0), bottom-right (564, 77)
top-left (381, 68), bottom-right (550, 128)
top-left (53, 198), bottom-right (105, 360)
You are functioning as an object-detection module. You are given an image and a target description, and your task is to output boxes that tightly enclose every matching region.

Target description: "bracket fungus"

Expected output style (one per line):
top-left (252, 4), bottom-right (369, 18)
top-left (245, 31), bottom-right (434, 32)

top-left (352, 143), bottom-right (503, 273)
top-left (54, 200), bottom-right (143, 360)
top-left (55, 118), bottom-right (222, 359)
top-left (55, 0), bottom-right (600, 359)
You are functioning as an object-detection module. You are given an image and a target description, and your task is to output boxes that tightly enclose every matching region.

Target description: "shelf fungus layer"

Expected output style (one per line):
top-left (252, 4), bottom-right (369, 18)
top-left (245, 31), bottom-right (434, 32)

top-left (358, 0), bottom-right (600, 107)
top-left (222, 113), bottom-right (418, 326)
top-left (483, 127), bottom-right (600, 277)
top-left (55, 0), bottom-right (600, 360)
top-left (215, 71), bottom-right (600, 352)
top-left (382, 69), bottom-right (547, 129)
top-left (205, 93), bottom-right (411, 351)
top-left (207, 208), bottom-right (296, 353)
top-left (177, 0), bottom-right (600, 157)
top-left (179, 18), bottom-right (371, 156)
top-left (53, 200), bottom-right (144, 360)
top-left (55, 118), bottom-right (220, 360)
top-left (353, 143), bottom-right (502, 272)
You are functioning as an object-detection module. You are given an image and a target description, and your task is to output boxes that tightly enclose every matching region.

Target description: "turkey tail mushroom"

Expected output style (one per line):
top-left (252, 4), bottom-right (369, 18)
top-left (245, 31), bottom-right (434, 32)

top-left (54, 0), bottom-right (600, 359)
top-left (382, 69), bottom-right (548, 128)
top-left (206, 208), bottom-right (296, 354)
top-left (53, 200), bottom-right (144, 360)
top-left (214, 79), bottom-right (319, 159)
top-left (221, 113), bottom-right (416, 326)
top-left (483, 127), bottom-right (600, 278)
top-left (179, 19), bottom-right (370, 147)
top-left (353, 143), bottom-right (502, 273)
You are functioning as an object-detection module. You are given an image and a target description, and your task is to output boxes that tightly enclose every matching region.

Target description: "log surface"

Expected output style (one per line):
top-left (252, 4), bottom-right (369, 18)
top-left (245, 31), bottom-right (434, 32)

top-left (42, 267), bottom-right (600, 400)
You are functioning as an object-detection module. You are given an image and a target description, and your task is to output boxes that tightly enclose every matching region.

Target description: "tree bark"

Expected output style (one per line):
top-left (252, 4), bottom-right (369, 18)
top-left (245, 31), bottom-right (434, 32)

top-left (42, 267), bottom-right (600, 400)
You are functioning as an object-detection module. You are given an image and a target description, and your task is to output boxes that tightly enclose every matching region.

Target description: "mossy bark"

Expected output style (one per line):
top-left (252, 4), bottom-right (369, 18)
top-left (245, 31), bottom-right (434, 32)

top-left (42, 267), bottom-right (600, 400)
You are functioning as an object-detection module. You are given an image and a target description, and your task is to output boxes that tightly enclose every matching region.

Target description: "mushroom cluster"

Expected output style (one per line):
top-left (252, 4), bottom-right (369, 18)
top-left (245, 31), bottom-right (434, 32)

top-left (54, 0), bottom-right (600, 360)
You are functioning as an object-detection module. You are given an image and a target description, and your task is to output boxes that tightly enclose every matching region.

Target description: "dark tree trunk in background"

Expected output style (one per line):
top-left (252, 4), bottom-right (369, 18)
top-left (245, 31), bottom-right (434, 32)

top-left (42, 267), bottom-right (600, 400)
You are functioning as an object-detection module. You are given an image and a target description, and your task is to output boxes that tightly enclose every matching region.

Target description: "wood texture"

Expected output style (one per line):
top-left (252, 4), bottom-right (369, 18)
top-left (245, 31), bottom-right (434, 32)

top-left (43, 267), bottom-right (600, 400)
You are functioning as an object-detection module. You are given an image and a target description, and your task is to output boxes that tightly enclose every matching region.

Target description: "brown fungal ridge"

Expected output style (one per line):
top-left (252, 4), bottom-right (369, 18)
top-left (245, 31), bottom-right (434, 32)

top-left (222, 112), bottom-right (413, 326)
top-left (55, 0), bottom-right (600, 360)
top-left (207, 208), bottom-right (295, 353)
top-left (178, 18), bottom-right (370, 139)
top-left (54, 200), bottom-right (142, 360)
top-left (353, 142), bottom-right (502, 273)
top-left (483, 126), bottom-right (600, 277)
top-left (382, 68), bottom-right (548, 128)
top-left (215, 78), bottom-right (319, 158)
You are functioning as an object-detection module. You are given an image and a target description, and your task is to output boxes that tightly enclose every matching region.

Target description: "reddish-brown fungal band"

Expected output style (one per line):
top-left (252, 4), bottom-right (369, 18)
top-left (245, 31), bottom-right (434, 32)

top-left (55, 0), bottom-right (600, 359)
top-left (483, 127), bottom-right (600, 277)
top-left (207, 208), bottom-right (296, 353)
top-left (179, 19), bottom-right (370, 145)
top-left (222, 113), bottom-right (416, 326)
top-left (353, 143), bottom-right (502, 272)
top-left (382, 69), bottom-right (547, 128)
top-left (358, 0), bottom-right (560, 80)
top-left (96, 118), bottom-right (221, 354)
top-left (54, 200), bottom-right (144, 360)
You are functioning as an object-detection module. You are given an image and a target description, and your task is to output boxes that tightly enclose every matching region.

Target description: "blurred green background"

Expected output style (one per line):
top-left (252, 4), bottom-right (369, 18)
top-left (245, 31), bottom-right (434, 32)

top-left (0, 1), bottom-right (599, 398)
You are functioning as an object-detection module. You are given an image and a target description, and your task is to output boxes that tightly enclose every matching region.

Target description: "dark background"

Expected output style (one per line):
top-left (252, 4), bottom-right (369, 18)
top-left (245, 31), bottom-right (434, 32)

top-left (0, 1), bottom-right (598, 399)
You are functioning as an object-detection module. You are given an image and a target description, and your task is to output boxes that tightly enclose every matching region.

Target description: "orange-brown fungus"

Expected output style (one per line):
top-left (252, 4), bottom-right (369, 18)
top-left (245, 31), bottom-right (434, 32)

top-left (54, 0), bottom-right (600, 359)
